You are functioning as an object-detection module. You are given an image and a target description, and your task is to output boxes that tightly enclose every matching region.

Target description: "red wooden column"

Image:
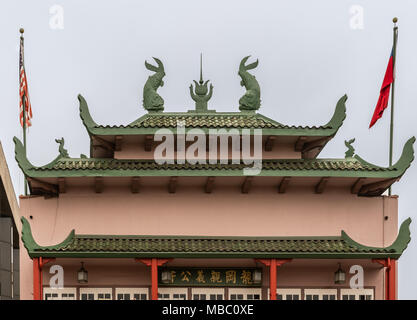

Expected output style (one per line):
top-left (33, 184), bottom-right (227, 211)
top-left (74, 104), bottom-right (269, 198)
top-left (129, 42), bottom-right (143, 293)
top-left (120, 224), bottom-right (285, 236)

top-left (151, 258), bottom-right (158, 300)
top-left (387, 259), bottom-right (397, 300)
top-left (255, 259), bottom-right (292, 300)
top-left (33, 257), bottom-right (55, 300)
top-left (270, 259), bottom-right (277, 300)
top-left (33, 258), bottom-right (41, 300)
top-left (372, 258), bottom-right (397, 300)
top-left (136, 258), bottom-right (172, 300)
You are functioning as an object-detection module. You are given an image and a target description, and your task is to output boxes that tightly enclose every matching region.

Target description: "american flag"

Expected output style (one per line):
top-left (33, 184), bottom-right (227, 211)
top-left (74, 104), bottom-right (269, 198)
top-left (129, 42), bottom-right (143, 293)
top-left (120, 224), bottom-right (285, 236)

top-left (19, 35), bottom-right (32, 128)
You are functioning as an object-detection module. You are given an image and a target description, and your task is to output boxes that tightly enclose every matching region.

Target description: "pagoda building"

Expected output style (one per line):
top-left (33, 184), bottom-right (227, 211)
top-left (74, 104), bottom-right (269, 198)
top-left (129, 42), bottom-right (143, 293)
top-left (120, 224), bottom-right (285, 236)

top-left (15, 56), bottom-right (414, 300)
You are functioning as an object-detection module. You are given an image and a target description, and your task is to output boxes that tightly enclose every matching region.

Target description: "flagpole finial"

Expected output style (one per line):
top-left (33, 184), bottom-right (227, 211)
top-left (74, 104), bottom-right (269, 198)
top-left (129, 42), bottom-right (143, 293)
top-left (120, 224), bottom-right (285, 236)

top-left (19, 28), bottom-right (24, 34)
top-left (393, 17), bottom-right (398, 24)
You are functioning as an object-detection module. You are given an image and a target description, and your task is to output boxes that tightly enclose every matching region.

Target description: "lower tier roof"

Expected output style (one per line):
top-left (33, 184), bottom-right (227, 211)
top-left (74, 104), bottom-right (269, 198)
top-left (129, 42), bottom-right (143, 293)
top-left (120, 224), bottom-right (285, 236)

top-left (13, 137), bottom-right (416, 179)
top-left (21, 217), bottom-right (411, 259)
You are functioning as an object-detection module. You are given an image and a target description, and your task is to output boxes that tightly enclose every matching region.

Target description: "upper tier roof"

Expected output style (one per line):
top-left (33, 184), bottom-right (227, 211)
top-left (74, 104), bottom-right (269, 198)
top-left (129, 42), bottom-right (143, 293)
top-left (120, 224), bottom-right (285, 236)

top-left (79, 94), bottom-right (347, 136)
top-left (79, 94), bottom-right (347, 159)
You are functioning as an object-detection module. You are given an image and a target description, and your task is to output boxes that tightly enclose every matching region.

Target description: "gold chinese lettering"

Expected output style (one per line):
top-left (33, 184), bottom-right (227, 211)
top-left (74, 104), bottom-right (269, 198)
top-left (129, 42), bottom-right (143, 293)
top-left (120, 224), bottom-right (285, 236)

top-left (195, 270), bottom-right (206, 283)
top-left (225, 270), bottom-right (237, 284)
top-left (240, 270), bottom-right (253, 285)
top-left (181, 271), bottom-right (192, 282)
top-left (171, 270), bottom-right (176, 283)
top-left (210, 270), bottom-right (222, 283)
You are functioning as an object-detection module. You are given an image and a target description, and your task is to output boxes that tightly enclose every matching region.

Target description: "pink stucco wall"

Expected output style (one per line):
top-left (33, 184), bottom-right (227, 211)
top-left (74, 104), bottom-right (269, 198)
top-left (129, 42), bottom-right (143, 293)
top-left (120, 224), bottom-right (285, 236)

top-left (19, 183), bottom-right (398, 300)
top-left (114, 136), bottom-right (301, 160)
top-left (114, 143), bottom-right (301, 159)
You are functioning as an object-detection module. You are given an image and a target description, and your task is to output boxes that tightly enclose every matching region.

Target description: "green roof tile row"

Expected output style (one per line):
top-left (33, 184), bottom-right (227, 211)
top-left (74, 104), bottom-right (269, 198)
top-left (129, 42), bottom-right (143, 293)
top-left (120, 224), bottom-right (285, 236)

top-left (115, 114), bottom-right (330, 130)
top-left (21, 217), bottom-right (412, 259)
top-left (54, 237), bottom-right (389, 254)
top-left (41, 158), bottom-right (391, 172)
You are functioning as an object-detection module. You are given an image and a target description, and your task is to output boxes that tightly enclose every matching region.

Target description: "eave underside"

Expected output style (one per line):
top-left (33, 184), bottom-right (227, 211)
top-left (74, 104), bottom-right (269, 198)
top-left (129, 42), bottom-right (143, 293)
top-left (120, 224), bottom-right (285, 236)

top-left (26, 175), bottom-right (398, 198)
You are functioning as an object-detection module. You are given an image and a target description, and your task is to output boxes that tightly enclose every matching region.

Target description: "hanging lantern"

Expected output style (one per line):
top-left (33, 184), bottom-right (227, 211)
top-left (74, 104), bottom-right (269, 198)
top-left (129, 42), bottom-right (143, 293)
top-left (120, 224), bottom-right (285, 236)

top-left (334, 263), bottom-right (346, 284)
top-left (77, 262), bottom-right (88, 284)
top-left (161, 270), bottom-right (172, 284)
top-left (252, 270), bottom-right (262, 284)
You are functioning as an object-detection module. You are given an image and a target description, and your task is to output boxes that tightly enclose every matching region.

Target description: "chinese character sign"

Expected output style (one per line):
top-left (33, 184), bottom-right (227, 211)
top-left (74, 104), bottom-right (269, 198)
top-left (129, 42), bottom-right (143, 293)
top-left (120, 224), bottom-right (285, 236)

top-left (158, 268), bottom-right (261, 287)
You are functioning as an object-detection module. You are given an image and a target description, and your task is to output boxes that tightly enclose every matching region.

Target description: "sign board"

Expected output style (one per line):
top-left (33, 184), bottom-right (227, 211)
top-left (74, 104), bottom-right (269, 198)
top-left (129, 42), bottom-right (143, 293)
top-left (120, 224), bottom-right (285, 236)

top-left (158, 268), bottom-right (262, 287)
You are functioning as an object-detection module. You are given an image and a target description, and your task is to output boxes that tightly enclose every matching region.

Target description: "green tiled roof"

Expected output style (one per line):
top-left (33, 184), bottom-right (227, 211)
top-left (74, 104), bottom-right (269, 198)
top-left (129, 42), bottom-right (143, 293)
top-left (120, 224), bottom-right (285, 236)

top-left (128, 114), bottom-right (312, 129)
top-left (21, 217), bottom-right (411, 259)
top-left (79, 94), bottom-right (347, 136)
top-left (13, 137), bottom-right (415, 179)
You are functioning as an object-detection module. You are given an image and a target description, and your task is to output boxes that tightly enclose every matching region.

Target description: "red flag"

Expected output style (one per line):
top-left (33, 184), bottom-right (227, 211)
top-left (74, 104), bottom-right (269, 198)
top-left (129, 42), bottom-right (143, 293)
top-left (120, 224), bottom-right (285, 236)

top-left (369, 50), bottom-right (394, 128)
top-left (19, 35), bottom-right (33, 128)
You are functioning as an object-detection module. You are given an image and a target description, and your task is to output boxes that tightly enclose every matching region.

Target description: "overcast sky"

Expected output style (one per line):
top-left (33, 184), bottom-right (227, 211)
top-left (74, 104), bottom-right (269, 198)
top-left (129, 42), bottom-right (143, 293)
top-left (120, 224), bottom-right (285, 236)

top-left (1, 0), bottom-right (416, 299)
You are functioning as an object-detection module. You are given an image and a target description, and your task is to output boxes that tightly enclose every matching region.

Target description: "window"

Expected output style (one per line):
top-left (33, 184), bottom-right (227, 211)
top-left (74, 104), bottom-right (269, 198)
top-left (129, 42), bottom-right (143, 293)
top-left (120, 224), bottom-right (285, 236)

top-left (43, 287), bottom-right (76, 300)
top-left (272, 289), bottom-right (301, 300)
top-left (79, 288), bottom-right (112, 300)
top-left (81, 293), bottom-right (94, 300)
top-left (304, 289), bottom-right (337, 301)
top-left (228, 288), bottom-right (262, 300)
top-left (192, 288), bottom-right (224, 300)
top-left (97, 293), bottom-right (111, 300)
top-left (158, 288), bottom-right (188, 300)
top-left (340, 289), bottom-right (374, 300)
top-left (115, 288), bottom-right (148, 300)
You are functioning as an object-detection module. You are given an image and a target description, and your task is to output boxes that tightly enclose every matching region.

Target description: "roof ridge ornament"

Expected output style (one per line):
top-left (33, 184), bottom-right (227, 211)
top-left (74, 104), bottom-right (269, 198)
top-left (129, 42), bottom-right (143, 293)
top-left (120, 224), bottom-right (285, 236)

top-left (143, 57), bottom-right (165, 112)
top-left (344, 138), bottom-right (355, 158)
top-left (189, 54), bottom-right (213, 112)
top-left (238, 56), bottom-right (261, 112)
top-left (55, 137), bottom-right (69, 158)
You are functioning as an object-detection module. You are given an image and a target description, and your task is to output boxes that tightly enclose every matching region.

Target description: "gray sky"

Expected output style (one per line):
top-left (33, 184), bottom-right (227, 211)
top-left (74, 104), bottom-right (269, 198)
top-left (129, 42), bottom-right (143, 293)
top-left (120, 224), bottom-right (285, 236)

top-left (1, 0), bottom-right (416, 299)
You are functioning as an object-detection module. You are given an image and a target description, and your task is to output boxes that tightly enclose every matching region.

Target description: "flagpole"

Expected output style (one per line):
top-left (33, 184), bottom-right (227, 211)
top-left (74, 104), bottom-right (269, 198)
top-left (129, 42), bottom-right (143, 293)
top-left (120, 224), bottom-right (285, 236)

top-left (20, 28), bottom-right (28, 196)
top-left (388, 18), bottom-right (398, 196)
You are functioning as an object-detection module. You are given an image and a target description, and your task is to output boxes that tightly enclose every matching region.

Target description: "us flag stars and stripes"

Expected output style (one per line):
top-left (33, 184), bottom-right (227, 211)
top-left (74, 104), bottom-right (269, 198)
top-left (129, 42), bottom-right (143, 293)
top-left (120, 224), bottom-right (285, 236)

top-left (19, 32), bottom-right (33, 128)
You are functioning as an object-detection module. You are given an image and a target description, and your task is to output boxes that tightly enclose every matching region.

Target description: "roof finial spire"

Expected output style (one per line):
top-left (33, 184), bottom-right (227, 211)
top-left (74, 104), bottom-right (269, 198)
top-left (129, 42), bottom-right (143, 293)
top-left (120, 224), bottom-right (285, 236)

top-left (199, 53), bottom-right (203, 84)
top-left (189, 54), bottom-right (213, 112)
